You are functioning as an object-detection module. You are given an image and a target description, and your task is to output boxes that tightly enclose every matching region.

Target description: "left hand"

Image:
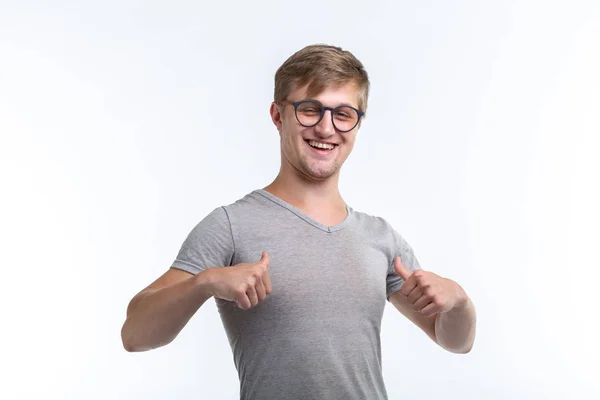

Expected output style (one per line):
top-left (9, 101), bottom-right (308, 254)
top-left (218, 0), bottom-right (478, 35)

top-left (394, 256), bottom-right (466, 317)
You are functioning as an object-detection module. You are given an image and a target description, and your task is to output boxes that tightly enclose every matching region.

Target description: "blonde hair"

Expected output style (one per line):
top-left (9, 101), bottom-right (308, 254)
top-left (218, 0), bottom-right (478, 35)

top-left (274, 44), bottom-right (370, 114)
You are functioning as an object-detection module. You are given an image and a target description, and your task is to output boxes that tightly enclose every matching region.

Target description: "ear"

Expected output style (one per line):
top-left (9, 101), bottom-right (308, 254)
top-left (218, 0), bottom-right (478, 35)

top-left (270, 101), bottom-right (283, 135)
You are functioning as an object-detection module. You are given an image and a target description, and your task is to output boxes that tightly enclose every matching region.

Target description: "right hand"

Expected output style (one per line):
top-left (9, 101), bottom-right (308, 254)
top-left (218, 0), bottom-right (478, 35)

top-left (208, 251), bottom-right (272, 310)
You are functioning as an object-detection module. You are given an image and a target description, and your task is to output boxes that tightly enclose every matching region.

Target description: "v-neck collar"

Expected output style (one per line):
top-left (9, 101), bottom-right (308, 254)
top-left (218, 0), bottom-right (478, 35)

top-left (254, 189), bottom-right (353, 233)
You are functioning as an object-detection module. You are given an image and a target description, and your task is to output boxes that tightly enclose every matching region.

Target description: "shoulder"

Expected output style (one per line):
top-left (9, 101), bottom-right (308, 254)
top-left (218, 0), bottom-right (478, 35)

top-left (185, 190), bottom-right (261, 233)
top-left (350, 207), bottom-right (415, 254)
top-left (221, 189), bottom-right (271, 213)
top-left (351, 207), bottom-right (395, 237)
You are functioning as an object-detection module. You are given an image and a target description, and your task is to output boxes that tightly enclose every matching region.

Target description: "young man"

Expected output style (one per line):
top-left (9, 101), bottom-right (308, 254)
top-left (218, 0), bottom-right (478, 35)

top-left (121, 44), bottom-right (476, 399)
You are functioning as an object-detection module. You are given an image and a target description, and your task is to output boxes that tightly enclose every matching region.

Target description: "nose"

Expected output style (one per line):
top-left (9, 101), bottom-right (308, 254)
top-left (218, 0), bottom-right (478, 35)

top-left (314, 109), bottom-right (335, 137)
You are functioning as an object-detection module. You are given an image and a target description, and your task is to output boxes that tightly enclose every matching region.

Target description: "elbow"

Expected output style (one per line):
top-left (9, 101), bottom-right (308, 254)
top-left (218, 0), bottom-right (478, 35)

top-left (121, 320), bottom-right (147, 352)
top-left (455, 345), bottom-right (473, 354)
top-left (122, 339), bottom-right (137, 353)
top-left (121, 294), bottom-right (148, 352)
top-left (122, 341), bottom-right (136, 353)
top-left (121, 321), bottom-right (137, 352)
top-left (120, 320), bottom-right (172, 352)
top-left (446, 339), bottom-right (475, 354)
top-left (441, 345), bottom-right (472, 355)
top-left (436, 334), bottom-right (475, 354)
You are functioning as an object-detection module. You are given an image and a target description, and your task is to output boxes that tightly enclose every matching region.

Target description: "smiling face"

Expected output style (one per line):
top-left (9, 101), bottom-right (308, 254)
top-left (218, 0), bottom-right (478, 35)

top-left (270, 82), bottom-right (363, 182)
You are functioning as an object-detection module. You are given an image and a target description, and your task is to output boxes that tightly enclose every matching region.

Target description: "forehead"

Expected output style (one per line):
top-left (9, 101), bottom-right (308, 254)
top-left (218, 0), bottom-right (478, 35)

top-left (289, 82), bottom-right (361, 108)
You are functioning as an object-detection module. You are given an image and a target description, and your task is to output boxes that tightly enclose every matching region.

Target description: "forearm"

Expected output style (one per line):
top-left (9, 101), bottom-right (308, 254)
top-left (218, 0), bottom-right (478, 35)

top-left (121, 269), bottom-right (214, 352)
top-left (435, 288), bottom-right (476, 354)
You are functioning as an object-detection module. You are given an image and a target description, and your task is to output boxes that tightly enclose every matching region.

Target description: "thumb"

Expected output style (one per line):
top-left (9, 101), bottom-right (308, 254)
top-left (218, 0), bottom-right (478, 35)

top-left (394, 255), bottom-right (412, 281)
top-left (259, 251), bottom-right (270, 268)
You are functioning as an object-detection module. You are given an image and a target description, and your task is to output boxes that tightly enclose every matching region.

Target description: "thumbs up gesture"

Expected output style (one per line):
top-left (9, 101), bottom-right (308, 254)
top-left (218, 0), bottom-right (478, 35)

top-left (208, 251), bottom-right (273, 310)
top-left (394, 256), bottom-right (466, 317)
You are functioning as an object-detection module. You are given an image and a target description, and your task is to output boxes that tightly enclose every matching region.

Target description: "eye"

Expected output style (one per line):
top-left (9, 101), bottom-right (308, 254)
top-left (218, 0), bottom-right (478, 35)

top-left (298, 105), bottom-right (322, 114)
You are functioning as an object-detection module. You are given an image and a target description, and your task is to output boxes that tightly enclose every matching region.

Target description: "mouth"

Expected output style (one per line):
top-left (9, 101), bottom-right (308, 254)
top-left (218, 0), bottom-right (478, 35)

top-left (305, 139), bottom-right (338, 155)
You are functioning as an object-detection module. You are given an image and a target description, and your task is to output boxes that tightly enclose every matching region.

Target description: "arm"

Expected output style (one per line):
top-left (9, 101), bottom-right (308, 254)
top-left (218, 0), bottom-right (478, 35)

top-left (390, 256), bottom-right (477, 354)
top-left (121, 251), bottom-right (273, 352)
top-left (120, 268), bottom-right (215, 352)
top-left (121, 206), bottom-right (234, 352)
top-left (384, 223), bottom-right (476, 353)
top-left (434, 291), bottom-right (476, 353)
top-left (388, 290), bottom-right (437, 343)
top-left (388, 282), bottom-right (476, 354)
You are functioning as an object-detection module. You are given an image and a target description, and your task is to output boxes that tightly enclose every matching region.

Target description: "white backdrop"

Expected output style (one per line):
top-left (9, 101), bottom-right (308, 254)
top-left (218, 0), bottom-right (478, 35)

top-left (1, 1), bottom-right (598, 399)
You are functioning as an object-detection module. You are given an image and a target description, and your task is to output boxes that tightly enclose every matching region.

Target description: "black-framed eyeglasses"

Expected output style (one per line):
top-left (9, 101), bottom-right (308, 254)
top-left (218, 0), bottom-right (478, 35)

top-left (281, 99), bottom-right (365, 133)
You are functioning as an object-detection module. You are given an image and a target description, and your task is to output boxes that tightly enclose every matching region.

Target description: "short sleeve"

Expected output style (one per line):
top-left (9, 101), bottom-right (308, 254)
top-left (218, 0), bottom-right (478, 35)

top-left (170, 206), bottom-right (235, 275)
top-left (386, 224), bottom-right (422, 301)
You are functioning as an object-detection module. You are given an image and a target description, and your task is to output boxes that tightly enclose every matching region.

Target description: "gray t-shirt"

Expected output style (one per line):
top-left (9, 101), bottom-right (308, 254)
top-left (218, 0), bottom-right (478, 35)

top-left (171, 189), bottom-right (422, 400)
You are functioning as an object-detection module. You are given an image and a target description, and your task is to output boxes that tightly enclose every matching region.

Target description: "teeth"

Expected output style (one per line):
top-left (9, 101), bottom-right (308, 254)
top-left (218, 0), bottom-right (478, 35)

top-left (308, 140), bottom-right (335, 150)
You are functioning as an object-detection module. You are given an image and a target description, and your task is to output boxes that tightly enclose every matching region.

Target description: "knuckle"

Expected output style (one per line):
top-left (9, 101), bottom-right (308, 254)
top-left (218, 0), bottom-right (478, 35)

top-left (235, 286), bottom-right (247, 296)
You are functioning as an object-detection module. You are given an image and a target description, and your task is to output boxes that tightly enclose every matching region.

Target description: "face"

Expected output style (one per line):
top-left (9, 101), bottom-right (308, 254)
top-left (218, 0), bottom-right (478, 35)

top-left (270, 83), bottom-right (363, 182)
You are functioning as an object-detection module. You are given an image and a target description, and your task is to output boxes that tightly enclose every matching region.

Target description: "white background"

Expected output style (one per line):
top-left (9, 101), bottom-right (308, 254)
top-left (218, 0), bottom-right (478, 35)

top-left (1, 1), bottom-right (599, 399)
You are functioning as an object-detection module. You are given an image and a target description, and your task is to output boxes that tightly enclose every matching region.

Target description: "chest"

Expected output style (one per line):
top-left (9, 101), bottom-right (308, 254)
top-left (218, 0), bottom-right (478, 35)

top-left (227, 229), bottom-right (390, 323)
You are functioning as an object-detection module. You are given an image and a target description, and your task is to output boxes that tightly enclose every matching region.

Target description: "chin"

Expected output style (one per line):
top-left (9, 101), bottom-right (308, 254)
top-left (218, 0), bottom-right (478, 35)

top-left (303, 165), bottom-right (339, 180)
top-left (291, 153), bottom-right (341, 180)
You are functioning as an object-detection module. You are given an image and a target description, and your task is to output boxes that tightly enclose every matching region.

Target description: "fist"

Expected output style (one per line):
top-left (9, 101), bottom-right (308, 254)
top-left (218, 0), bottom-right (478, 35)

top-left (209, 251), bottom-right (273, 310)
top-left (394, 255), bottom-right (466, 317)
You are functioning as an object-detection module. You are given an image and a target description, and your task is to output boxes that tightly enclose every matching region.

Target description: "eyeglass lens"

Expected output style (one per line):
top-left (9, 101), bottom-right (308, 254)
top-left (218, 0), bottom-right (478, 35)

top-left (296, 101), bottom-right (359, 132)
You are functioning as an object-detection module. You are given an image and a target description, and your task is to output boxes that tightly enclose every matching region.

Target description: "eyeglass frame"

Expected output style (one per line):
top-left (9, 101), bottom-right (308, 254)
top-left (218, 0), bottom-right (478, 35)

top-left (279, 99), bottom-right (365, 133)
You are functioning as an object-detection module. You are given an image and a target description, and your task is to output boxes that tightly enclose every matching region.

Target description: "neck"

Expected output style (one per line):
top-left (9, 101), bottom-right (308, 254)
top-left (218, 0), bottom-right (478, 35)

top-left (263, 165), bottom-right (345, 212)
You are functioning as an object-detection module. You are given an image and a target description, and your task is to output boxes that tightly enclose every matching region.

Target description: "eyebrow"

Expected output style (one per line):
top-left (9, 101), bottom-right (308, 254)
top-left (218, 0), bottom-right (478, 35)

top-left (306, 99), bottom-right (359, 109)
